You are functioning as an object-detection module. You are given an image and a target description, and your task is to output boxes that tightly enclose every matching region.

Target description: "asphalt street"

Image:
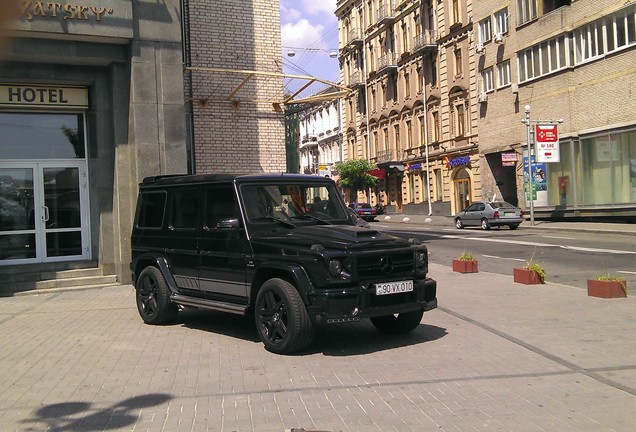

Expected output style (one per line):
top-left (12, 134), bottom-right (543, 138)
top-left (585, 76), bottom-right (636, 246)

top-left (1, 261), bottom-right (635, 431)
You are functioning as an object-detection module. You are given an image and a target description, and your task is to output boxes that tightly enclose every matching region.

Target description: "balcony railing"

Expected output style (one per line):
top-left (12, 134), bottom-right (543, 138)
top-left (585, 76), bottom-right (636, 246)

top-left (348, 71), bottom-right (364, 88)
top-left (347, 28), bottom-right (363, 46)
top-left (376, 6), bottom-right (395, 26)
top-left (412, 30), bottom-right (439, 53)
top-left (377, 52), bottom-right (398, 73)
top-left (376, 149), bottom-right (394, 163)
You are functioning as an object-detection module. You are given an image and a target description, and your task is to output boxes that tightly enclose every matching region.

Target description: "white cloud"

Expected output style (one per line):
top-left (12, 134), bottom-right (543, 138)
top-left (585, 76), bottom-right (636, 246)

top-left (280, 3), bottom-right (301, 24)
top-left (281, 19), bottom-right (327, 49)
top-left (299, 0), bottom-right (337, 18)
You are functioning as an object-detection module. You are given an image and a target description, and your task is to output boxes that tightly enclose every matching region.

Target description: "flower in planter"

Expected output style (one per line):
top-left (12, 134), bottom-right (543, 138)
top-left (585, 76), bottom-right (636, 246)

top-left (457, 251), bottom-right (474, 261)
top-left (452, 251), bottom-right (478, 273)
top-left (588, 273), bottom-right (627, 298)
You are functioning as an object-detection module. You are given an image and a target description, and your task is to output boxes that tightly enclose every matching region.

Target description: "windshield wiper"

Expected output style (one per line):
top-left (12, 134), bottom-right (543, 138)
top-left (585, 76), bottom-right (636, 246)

top-left (252, 216), bottom-right (296, 228)
top-left (291, 214), bottom-right (332, 225)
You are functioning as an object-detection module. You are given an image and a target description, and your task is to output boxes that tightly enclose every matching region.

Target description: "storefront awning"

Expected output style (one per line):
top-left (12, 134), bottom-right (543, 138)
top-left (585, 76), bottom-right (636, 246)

top-left (368, 169), bottom-right (386, 179)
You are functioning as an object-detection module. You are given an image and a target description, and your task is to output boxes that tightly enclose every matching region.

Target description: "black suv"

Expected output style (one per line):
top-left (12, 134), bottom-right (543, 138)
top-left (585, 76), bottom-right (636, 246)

top-left (131, 174), bottom-right (437, 354)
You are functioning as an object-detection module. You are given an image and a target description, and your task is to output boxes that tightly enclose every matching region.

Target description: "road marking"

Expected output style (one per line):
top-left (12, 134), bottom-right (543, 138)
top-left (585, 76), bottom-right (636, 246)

top-left (542, 235), bottom-right (575, 240)
top-left (617, 270), bottom-right (636, 275)
top-left (482, 254), bottom-right (527, 262)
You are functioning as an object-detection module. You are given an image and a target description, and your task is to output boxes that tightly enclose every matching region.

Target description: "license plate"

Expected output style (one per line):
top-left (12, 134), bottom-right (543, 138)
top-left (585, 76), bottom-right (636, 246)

top-left (375, 280), bottom-right (413, 296)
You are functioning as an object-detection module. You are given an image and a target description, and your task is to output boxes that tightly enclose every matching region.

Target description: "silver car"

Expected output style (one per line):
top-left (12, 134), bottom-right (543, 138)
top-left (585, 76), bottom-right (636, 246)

top-left (454, 201), bottom-right (523, 230)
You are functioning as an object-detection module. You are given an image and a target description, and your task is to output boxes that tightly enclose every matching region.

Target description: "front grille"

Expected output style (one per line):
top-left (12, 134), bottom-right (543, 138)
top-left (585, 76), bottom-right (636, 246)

top-left (356, 251), bottom-right (413, 278)
top-left (326, 296), bottom-right (358, 316)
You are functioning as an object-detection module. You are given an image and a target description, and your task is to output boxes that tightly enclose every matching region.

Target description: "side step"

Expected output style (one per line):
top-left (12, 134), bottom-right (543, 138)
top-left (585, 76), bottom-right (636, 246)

top-left (171, 294), bottom-right (248, 315)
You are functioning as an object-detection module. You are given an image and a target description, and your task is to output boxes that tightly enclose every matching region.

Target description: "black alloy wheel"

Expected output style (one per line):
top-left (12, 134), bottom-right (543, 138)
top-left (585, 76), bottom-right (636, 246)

top-left (481, 218), bottom-right (491, 230)
top-left (136, 266), bottom-right (177, 325)
top-left (255, 278), bottom-right (314, 354)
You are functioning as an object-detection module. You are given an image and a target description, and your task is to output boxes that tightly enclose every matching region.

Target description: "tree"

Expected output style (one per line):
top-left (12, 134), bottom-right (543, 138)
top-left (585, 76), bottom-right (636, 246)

top-left (334, 159), bottom-right (378, 203)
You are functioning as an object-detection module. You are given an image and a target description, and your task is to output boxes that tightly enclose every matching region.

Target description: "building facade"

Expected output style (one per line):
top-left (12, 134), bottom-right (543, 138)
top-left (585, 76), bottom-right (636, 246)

top-left (473, 0), bottom-right (636, 219)
top-left (298, 93), bottom-right (343, 177)
top-left (0, 0), bottom-right (285, 284)
top-left (336, 0), bottom-right (481, 215)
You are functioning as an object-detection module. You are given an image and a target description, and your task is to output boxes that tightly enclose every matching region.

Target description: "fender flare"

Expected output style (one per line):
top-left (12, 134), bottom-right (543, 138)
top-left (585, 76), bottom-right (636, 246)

top-left (132, 253), bottom-right (180, 294)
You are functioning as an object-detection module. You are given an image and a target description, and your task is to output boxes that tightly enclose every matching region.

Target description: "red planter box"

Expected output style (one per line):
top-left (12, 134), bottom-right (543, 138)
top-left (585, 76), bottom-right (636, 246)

top-left (587, 279), bottom-right (627, 298)
top-left (452, 259), bottom-right (478, 273)
top-left (514, 268), bottom-right (543, 284)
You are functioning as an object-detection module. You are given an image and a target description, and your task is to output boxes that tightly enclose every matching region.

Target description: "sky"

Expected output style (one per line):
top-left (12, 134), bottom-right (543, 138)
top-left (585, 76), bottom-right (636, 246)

top-left (280, 0), bottom-right (340, 96)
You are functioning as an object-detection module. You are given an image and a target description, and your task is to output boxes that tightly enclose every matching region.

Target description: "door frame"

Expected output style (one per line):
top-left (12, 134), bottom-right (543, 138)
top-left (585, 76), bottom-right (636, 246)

top-left (0, 160), bottom-right (91, 265)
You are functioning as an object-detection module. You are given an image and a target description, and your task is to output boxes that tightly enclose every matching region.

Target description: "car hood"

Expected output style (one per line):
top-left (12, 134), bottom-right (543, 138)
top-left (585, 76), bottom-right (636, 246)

top-left (250, 224), bottom-right (411, 251)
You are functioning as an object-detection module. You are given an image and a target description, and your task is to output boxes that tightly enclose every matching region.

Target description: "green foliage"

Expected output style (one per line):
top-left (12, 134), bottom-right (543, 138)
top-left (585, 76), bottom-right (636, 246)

top-left (334, 159), bottom-right (378, 198)
top-left (523, 261), bottom-right (546, 283)
top-left (457, 251), bottom-right (474, 261)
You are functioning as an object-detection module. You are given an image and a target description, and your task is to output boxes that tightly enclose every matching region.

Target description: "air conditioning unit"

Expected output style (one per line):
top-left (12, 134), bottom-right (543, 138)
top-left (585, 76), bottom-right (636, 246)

top-left (477, 92), bottom-right (488, 103)
top-left (475, 43), bottom-right (484, 54)
top-left (494, 32), bottom-right (503, 43)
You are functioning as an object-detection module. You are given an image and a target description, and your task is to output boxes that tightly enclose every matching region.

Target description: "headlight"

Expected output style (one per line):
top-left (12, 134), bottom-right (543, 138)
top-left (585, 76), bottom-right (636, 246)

top-left (415, 250), bottom-right (426, 268)
top-left (328, 258), bottom-right (343, 276)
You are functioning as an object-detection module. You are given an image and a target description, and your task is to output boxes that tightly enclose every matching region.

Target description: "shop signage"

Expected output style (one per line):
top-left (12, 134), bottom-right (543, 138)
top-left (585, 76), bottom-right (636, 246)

top-left (446, 155), bottom-right (471, 169)
top-left (535, 124), bottom-right (560, 163)
top-left (501, 152), bottom-right (517, 167)
top-left (406, 162), bottom-right (422, 171)
top-left (0, 84), bottom-right (89, 109)
top-left (21, 1), bottom-right (114, 21)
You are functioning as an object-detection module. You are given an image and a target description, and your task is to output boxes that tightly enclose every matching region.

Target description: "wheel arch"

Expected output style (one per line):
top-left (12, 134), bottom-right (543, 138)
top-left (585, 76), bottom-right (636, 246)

top-left (250, 263), bottom-right (314, 305)
top-left (131, 253), bottom-right (179, 294)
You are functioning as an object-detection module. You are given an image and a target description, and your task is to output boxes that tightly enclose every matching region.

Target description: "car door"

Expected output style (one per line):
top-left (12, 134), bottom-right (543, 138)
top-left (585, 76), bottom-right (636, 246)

top-left (198, 183), bottom-right (249, 301)
top-left (462, 203), bottom-right (480, 225)
top-left (165, 186), bottom-right (200, 290)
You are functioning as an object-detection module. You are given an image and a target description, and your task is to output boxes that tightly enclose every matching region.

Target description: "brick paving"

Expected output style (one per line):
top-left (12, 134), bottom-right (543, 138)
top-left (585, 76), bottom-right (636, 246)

top-left (1, 263), bottom-right (635, 431)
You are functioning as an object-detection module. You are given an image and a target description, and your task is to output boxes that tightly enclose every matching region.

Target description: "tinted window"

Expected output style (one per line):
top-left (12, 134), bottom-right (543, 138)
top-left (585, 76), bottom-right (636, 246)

top-left (205, 184), bottom-right (239, 228)
top-left (169, 188), bottom-right (199, 230)
top-left (136, 191), bottom-right (166, 228)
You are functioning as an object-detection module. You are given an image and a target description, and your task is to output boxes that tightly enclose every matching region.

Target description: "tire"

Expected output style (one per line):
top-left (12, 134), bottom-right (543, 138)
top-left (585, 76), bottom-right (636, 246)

top-left (255, 278), bottom-right (314, 354)
top-left (455, 218), bottom-right (464, 229)
top-left (370, 310), bottom-right (424, 334)
top-left (481, 218), bottom-right (491, 230)
top-left (136, 266), bottom-right (177, 325)
top-left (509, 223), bottom-right (519, 230)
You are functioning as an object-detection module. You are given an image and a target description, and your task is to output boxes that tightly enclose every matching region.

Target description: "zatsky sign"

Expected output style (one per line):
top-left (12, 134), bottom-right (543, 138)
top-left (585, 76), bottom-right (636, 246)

top-left (535, 124), bottom-right (560, 163)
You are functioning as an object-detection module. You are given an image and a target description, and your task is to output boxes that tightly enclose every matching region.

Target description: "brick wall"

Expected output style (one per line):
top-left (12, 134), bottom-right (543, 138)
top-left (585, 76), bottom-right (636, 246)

top-left (185, 0), bottom-right (285, 174)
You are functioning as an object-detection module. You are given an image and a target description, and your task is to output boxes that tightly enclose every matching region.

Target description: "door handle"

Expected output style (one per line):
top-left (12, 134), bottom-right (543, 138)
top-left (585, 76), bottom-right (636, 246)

top-left (43, 206), bottom-right (50, 222)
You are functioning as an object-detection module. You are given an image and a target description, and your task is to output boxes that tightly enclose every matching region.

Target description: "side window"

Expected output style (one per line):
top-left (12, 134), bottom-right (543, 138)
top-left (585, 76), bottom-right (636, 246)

top-left (477, 203), bottom-right (486, 211)
top-left (205, 184), bottom-right (239, 228)
top-left (465, 204), bottom-right (478, 212)
top-left (136, 191), bottom-right (166, 229)
top-left (169, 188), bottom-right (199, 230)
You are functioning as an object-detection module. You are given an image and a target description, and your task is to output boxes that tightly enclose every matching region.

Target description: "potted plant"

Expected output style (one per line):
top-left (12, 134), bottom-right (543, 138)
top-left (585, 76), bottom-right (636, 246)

top-left (514, 261), bottom-right (546, 285)
top-left (587, 274), bottom-right (627, 298)
top-left (452, 251), bottom-right (478, 273)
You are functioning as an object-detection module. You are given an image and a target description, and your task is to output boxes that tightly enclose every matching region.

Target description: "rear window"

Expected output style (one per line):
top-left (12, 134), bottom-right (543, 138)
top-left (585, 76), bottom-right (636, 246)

top-left (136, 191), bottom-right (167, 228)
top-left (358, 203), bottom-right (372, 209)
top-left (492, 202), bottom-right (515, 209)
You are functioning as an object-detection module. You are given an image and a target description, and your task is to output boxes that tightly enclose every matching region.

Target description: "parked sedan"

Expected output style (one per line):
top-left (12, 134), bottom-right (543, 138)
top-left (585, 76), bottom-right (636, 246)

top-left (454, 201), bottom-right (523, 230)
top-left (348, 202), bottom-right (377, 221)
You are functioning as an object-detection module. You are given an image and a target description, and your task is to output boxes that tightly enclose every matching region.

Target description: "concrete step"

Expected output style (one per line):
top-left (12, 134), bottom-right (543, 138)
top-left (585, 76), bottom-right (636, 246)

top-left (2, 267), bottom-right (104, 284)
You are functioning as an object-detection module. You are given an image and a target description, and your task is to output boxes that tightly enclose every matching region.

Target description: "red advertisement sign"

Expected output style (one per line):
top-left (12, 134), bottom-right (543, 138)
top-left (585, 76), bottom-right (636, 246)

top-left (535, 124), bottom-right (560, 163)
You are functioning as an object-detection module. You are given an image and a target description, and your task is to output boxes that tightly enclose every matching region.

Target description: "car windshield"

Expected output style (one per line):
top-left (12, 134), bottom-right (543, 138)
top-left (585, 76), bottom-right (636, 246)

top-left (240, 182), bottom-right (350, 225)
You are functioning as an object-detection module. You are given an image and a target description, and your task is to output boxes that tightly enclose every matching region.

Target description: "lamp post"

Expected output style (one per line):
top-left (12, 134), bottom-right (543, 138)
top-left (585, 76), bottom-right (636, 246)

top-left (521, 104), bottom-right (534, 226)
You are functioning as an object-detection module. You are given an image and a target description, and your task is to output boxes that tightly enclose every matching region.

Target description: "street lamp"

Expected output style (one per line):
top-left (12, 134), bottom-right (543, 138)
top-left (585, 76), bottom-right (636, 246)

top-left (521, 104), bottom-right (534, 226)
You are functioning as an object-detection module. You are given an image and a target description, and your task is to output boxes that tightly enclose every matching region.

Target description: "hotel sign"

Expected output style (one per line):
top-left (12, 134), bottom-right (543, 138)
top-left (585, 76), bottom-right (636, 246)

top-left (0, 84), bottom-right (89, 109)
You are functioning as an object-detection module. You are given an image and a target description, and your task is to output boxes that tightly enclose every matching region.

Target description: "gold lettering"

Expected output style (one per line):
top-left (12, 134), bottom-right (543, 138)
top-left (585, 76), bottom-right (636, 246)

top-left (21, 0), bottom-right (33, 21)
top-left (63, 3), bottom-right (74, 20)
top-left (90, 6), bottom-right (106, 21)
top-left (47, 2), bottom-right (62, 17)
top-left (32, 1), bottom-right (46, 17)
top-left (76, 5), bottom-right (88, 20)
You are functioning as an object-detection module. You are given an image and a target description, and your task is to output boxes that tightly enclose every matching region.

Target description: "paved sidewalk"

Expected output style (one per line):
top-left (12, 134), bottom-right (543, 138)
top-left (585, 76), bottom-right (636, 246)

top-left (1, 264), bottom-right (635, 432)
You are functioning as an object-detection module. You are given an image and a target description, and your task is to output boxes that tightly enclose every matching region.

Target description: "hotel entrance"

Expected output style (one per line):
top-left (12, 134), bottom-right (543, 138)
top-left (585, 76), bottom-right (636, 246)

top-left (0, 106), bottom-right (91, 265)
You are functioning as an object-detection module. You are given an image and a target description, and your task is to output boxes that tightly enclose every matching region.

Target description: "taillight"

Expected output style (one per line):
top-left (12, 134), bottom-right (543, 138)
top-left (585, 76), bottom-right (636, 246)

top-left (493, 210), bottom-right (500, 219)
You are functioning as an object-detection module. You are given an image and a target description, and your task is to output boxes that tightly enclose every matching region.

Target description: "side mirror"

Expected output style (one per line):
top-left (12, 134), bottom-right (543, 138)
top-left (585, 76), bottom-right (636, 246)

top-left (216, 218), bottom-right (241, 229)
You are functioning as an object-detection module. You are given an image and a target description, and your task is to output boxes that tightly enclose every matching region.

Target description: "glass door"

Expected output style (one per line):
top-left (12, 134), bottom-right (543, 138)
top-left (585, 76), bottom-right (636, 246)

top-left (0, 161), bottom-right (90, 264)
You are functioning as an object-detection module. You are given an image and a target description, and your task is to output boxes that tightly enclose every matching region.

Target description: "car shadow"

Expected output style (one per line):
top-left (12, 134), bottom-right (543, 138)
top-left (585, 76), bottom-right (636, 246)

top-left (176, 308), bottom-right (447, 356)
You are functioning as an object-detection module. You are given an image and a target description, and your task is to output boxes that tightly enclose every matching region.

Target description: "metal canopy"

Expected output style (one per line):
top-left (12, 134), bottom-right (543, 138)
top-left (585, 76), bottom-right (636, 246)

top-left (184, 66), bottom-right (351, 111)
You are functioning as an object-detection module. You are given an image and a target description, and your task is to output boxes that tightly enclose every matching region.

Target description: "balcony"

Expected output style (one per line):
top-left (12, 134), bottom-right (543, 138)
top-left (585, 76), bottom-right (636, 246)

top-left (348, 71), bottom-right (365, 88)
top-left (412, 30), bottom-right (438, 53)
top-left (376, 149), bottom-right (394, 164)
top-left (377, 52), bottom-right (398, 73)
top-left (347, 28), bottom-right (363, 47)
top-left (376, 6), bottom-right (395, 27)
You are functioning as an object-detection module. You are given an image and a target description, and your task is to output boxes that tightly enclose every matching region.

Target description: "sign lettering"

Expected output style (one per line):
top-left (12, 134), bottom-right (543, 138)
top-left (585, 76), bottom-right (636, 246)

top-left (535, 124), bottom-right (560, 163)
top-left (446, 155), bottom-right (471, 169)
top-left (0, 84), bottom-right (88, 108)
top-left (20, 1), bottom-right (114, 22)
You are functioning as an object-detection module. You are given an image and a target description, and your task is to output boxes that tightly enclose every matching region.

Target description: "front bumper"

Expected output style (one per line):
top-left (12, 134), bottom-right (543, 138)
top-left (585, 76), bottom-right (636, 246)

top-left (306, 277), bottom-right (437, 324)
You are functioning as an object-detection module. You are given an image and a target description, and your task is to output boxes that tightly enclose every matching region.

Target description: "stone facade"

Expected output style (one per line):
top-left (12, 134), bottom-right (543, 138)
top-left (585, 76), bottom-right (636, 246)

top-left (336, 0), bottom-right (481, 216)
